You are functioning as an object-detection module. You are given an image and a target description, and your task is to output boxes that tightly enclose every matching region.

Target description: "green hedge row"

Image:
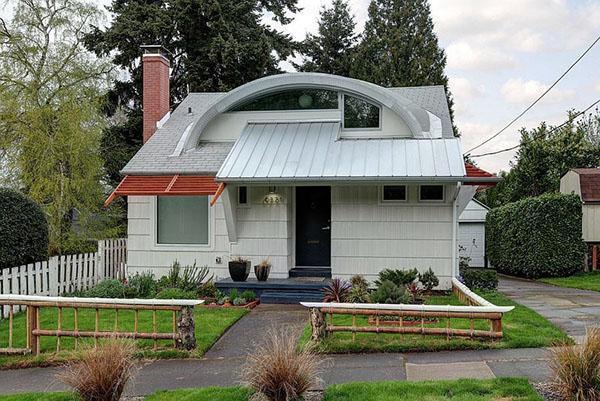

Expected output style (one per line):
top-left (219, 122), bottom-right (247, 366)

top-left (0, 188), bottom-right (49, 269)
top-left (486, 193), bottom-right (585, 278)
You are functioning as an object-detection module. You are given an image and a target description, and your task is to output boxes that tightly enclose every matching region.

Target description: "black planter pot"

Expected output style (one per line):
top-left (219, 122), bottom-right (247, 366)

top-left (254, 264), bottom-right (271, 281)
top-left (229, 260), bottom-right (251, 282)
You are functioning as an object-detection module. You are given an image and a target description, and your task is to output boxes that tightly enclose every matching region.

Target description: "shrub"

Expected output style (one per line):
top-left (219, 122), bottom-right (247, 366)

top-left (375, 268), bottom-right (418, 287)
top-left (371, 280), bottom-right (410, 304)
top-left (229, 288), bottom-right (239, 301)
top-left (418, 268), bottom-right (439, 291)
top-left (84, 279), bottom-right (127, 298)
top-left (486, 193), bottom-right (585, 278)
top-left (350, 275), bottom-right (369, 291)
top-left (550, 328), bottom-right (600, 401)
top-left (460, 268), bottom-right (498, 290)
top-left (156, 288), bottom-right (197, 299)
top-left (241, 290), bottom-right (256, 302)
top-left (198, 279), bottom-right (217, 298)
top-left (322, 278), bottom-right (351, 302)
top-left (0, 188), bottom-right (49, 269)
top-left (127, 272), bottom-right (157, 298)
top-left (158, 260), bottom-right (213, 294)
top-left (242, 328), bottom-right (319, 401)
top-left (56, 338), bottom-right (137, 401)
top-left (233, 297), bottom-right (247, 306)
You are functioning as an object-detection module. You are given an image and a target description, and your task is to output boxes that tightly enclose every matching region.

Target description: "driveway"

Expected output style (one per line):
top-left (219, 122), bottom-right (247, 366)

top-left (499, 275), bottom-right (600, 342)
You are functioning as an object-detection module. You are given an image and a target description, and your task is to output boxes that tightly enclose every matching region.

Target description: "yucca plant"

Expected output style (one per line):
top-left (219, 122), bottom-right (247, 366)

top-left (57, 339), bottom-right (137, 401)
top-left (242, 328), bottom-right (320, 401)
top-left (322, 278), bottom-right (351, 303)
top-left (550, 327), bottom-right (600, 401)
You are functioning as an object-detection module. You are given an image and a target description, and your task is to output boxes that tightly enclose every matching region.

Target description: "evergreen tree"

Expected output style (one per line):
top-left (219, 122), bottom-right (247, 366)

top-left (352, 0), bottom-right (456, 133)
top-left (85, 0), bottom-right (299, 186)
top-left (296, 0), bottom-right (357, 76)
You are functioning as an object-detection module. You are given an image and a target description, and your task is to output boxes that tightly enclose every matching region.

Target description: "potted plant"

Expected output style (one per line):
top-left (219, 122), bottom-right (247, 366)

top-left (254, 258), bottom-right (272, 281)
top-left (229, 256), bottom-right (251, 282)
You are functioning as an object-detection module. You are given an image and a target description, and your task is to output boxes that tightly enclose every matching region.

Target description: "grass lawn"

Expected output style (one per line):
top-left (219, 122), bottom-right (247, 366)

top-left (299, 291), bottom-right (571, 353)
top-left (0, 306), bottom-right (248, 369)
top-left (540, 270), bottom-right (600, 292)
top-left (323, 378), bottom-right (543, 401)
top-left (5, 378), bottom-right (542, 401)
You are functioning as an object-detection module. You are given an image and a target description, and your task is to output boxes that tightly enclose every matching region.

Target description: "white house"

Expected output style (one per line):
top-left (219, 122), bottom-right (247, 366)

top-left (106, 47), bottom-right (499, 290)
top-left (458, 199), bottom-right (489, 268)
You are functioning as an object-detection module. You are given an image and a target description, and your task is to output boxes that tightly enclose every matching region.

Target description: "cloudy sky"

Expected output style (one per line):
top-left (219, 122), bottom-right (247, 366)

top-left (4, 0), bottom-right (600, 173)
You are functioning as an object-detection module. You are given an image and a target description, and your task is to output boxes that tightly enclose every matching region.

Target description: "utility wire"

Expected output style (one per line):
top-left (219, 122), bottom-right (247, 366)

top-left (469, 97), bottom-right (600, 158)
top-left (465, 34), bottom-right (600, 154)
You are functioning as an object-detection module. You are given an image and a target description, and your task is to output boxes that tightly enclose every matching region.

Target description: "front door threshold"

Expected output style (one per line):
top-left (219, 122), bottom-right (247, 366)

top-left (289, 267), bottom-right (332, 278)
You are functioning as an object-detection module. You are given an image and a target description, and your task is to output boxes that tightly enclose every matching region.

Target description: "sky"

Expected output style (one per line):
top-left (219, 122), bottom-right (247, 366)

top-left (4, 0), bottom-right (600, 174)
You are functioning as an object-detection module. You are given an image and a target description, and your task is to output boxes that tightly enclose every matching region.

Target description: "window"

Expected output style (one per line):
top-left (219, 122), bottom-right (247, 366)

top-left (382, 185), bottom-right (407, 201)
top-left (343, 95), bottom-right (380, 129)
top-left (157, 196), bottom-right (209, 244)
top-left (419, 185), bottom-right (445, 201)
top-left (230, 89), bottom-right (338, 111)
top-left (238, 186), bottom-right (248, 205)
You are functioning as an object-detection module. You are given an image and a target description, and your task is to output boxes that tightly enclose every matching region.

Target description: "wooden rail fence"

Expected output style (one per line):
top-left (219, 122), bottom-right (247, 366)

top-left (0, 239), bottom-right (127, 318)
top-left (302, 278), bottom-right (514, 341)
top-left (0, 294), bottom-right (203, 355)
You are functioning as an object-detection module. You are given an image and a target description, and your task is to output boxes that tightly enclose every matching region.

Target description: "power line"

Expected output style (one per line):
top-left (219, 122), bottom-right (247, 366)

top-left (465, 34), bottom-right (600, 154)
top-left (468, 97), bottom-right (600, 158)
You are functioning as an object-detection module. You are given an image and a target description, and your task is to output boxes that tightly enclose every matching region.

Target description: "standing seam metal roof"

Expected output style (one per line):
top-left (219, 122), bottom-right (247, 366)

top-left (217, 122), bottom-right (466, 181)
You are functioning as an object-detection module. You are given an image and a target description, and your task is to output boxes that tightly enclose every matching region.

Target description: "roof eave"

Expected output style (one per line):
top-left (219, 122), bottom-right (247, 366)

top-left (215, 176), bottom-right (499, 185)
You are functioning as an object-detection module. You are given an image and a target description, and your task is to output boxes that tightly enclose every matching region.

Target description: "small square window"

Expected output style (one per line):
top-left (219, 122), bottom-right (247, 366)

top-left (238, 186), bottom-right (248, 205)
top-left (382, 185), bottom-right (406, 201)
top-left (420, 185), bottom-right (444, 201)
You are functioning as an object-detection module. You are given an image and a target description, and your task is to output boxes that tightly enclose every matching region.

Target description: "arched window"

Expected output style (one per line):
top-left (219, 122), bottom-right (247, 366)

top-left (229, 89), bottom-right (338, 111)
top-left (343, 95), bottom-right (380, 129)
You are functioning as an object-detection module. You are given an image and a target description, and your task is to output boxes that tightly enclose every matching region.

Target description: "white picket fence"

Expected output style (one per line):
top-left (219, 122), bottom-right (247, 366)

top-left (0, 239), bottom-right (127, 317)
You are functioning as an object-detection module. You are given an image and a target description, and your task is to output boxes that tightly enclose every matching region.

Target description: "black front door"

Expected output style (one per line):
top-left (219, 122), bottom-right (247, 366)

top-left (296, 186), bottom-right (331, 267)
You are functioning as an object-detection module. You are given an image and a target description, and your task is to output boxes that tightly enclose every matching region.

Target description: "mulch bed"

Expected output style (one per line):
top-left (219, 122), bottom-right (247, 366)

top-left (534, 382), bottom-right (565, 401)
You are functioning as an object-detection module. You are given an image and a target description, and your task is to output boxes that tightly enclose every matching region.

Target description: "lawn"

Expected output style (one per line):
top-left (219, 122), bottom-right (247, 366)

top-left (0, 378), bottom-right (542, 401)
top-left (540, 270), bottom-right (600, 292)
top-left (299, 291), bottom-right (571, 353)
top-left (0, 306), bottom-right (248, 369)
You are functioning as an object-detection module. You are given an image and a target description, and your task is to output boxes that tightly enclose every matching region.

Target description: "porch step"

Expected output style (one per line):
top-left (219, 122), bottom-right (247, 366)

top-left (289, 267), bottom-right (332, 278)
top-left (260, 290), bottom-right (324, 304)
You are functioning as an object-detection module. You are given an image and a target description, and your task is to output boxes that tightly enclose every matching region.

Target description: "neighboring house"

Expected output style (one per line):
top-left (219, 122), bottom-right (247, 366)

top-left (560, 168), bottom-right (600, 269)
top-left (106, 46), bottom-right (499, 289)
top-left (458, 199), bottom-right (489, 268)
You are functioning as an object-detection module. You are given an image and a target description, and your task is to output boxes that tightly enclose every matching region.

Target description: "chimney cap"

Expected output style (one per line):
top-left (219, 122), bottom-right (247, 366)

top-left (140, 44), bottom-right (171, 56)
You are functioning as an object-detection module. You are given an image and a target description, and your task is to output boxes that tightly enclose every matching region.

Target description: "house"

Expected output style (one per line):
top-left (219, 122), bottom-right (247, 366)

top-left (458, 199), bottom-right (489, 268)
top-left (106, 46), bottom-right (499, 290)
top-left (560, 168), bottom-right (600, 269)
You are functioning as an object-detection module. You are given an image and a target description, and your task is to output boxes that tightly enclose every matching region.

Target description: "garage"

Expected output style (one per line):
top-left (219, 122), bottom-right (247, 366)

top-left (458, 199), bottom-right (489, 268)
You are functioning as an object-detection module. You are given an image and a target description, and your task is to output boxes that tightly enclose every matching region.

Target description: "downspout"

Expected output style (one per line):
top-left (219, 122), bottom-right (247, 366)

top-left (451, 182), bottom-right (462, 278)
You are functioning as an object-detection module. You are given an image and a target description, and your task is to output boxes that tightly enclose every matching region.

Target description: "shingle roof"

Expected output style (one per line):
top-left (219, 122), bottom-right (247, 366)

top-left (217, 121), bottom-right (465, 182)
top-left (574, 168), bottom-right (600, 203)
top-left (122, 81), bottom-right (455, 175)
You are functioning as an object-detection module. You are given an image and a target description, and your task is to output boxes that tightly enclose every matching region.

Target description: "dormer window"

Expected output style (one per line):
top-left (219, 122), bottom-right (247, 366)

top-left (343, 94), bottom-right (380, 129)
top-left (230, 89), bottom-right (338, 111)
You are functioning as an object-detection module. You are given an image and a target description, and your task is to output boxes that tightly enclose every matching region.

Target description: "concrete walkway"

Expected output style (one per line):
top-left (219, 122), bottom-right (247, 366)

top-left (0, 304), bottom-right (555, 396)
top-left (498, 276), bottom-right (600, 342)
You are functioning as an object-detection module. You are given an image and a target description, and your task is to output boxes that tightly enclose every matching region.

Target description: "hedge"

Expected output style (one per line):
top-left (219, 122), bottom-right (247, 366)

top-left (486, 193), bottom-right (585, 278)
top-left (0, 188), bottom-right (49, 269)
top-left (460, 268), bottom-right (498, 290)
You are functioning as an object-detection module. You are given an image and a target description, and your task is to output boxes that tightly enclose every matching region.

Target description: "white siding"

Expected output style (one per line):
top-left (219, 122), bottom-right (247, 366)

top-left (458, 223), bottom-right (486, 267)
top-left (583, 204), bottom-right (600, 242)
top-left (459, 200), bottom-right (488, 223)
top-left (330, 185), bottom-right (454, 289)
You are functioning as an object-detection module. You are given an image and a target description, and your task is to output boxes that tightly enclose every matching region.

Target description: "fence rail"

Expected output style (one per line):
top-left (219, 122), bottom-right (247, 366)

top-left (0, 239), bottom-right (127, 318)
top-left (0, 294), bottom-right (202, 355)
top-left (301, 278), bottom-right (514, 341)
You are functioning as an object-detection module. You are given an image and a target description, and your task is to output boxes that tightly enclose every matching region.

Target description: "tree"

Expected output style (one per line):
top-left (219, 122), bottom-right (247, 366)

top-left (351, 0), bottom-right (456, 133)
top-left (295, 0), bottom-right (357, 76)
top-left (85, 0), bottom-right (299, 187)
top-left (477, 110), bottom-right (600, 208)
top-left (0, 0), bottom-right (113, 253)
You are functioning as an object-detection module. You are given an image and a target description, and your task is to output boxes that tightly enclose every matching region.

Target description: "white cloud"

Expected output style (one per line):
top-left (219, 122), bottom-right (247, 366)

top-left (449, 77), bottom-right (485, 101)
top-left (596, 81), bottom-right (600, 94)
top-left (446, 42), bottom-right (516, 71)
top-left (501, 78), bottom-right (575, 104)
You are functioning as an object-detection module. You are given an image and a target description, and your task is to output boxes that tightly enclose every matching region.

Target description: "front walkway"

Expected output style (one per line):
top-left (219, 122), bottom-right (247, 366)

top-left (498, 275), bottom-right (600, 342)
top-left (0, 304), bottom-right (554, 396)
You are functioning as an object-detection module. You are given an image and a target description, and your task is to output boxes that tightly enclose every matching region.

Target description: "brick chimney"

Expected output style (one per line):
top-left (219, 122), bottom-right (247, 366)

top-left (141, 45), bottom-right (170, 143)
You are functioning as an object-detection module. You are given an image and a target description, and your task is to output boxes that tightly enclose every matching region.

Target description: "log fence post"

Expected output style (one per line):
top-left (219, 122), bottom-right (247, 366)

top-left (309, 307), bottom-right (327, 341)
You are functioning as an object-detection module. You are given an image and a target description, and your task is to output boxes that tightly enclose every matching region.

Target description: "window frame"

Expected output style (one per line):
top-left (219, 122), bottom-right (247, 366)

top-left (153, 195), bottom-right (212, 248)
top-left (237, 186), bottom-right (250, 208)
top-left (341, 93), bottom-right (382, 131)
top-left (228, 89), bottom-right (340, 113)
top-left (380, 185), bottom-right (408, 204)
top-left (418, 185), bottom-right (445, 203)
